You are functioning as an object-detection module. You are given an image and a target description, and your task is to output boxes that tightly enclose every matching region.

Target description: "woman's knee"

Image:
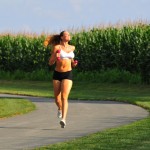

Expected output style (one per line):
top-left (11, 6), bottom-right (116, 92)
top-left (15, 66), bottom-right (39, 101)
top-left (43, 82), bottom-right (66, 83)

top-left (61, 95), bottom-right (68, 102)
top-left (55, 98), bottom-right (61, 103)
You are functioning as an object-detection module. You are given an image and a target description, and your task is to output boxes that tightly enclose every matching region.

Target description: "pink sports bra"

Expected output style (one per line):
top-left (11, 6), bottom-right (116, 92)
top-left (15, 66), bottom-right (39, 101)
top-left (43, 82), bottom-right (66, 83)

top-left (60, 49), bottom-right (75, 59)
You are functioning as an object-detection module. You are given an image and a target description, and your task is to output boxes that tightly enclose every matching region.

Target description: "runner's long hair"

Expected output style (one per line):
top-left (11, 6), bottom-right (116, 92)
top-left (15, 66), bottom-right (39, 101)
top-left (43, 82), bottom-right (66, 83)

top-left (44, 31), bottom-right (65, 47)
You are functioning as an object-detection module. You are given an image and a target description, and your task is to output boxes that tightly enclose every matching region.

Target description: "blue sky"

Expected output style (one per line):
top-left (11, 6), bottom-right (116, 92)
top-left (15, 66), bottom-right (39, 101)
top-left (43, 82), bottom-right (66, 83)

top-left (0, 0), bottom-right (149, 34)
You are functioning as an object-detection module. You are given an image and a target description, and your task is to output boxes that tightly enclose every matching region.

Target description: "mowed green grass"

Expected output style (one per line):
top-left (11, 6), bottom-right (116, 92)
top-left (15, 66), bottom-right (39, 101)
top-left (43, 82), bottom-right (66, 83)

top-left (0, 98), bottom-right (36, 118)
top-left (0, 80), bottom-right (150, 150)
top-left (0, 80), bottom-right (53, 97)
top-left (35, 118), bottom-right (150, 150)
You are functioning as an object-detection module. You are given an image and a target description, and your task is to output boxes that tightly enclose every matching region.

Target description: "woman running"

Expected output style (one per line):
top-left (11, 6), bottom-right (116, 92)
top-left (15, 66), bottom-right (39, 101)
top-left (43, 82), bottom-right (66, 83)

top-left (44, 31), bottom-right (78, 128)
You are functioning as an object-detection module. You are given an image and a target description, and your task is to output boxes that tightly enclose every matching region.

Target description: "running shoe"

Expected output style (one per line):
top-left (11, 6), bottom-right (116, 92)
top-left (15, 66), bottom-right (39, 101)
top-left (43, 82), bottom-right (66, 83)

top-left (60, 119), bottom-right (66, 128)
top-left (57, 110), bottom-right (62, 119)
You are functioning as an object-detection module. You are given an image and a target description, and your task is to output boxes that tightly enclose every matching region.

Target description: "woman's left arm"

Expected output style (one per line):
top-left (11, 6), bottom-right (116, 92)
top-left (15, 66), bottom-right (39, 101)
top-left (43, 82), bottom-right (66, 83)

top-left (71, 45), bottom-right (78, 67)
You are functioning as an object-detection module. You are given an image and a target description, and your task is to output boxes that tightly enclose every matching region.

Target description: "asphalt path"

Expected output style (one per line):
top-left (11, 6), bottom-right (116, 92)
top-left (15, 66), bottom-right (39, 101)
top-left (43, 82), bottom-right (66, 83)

top-left (0, 94), bottom-right (149, 150)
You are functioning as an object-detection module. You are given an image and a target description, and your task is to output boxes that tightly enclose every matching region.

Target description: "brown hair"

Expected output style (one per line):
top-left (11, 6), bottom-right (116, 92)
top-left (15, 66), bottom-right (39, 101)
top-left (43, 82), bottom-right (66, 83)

top-left (44, 31), bottom-right (65, 47)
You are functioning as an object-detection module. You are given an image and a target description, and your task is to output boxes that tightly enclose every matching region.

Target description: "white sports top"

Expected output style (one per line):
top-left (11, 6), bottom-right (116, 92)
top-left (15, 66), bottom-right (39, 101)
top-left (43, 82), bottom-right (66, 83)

top-left (60, 49), bottom-right (75, 59)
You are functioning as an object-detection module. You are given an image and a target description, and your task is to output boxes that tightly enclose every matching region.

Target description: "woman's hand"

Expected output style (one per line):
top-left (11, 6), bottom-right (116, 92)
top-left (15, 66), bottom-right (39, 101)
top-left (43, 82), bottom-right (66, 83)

top-left (72, 60), bottom-right (78, 67)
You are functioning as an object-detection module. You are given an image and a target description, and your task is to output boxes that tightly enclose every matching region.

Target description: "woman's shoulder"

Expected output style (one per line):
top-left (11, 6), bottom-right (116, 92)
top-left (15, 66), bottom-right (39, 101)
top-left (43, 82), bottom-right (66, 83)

top-left (54, 44), bottom-right (61, 49)
top-left (69, 45), bottom-right (75, 51)
top-left (52, 44), bottom-right (61, 53)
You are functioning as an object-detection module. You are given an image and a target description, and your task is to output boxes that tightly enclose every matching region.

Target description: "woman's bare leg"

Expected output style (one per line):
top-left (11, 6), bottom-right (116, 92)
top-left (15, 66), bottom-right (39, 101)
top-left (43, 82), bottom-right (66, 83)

top-left (61, 79), bottom-right (73, 121)
top-left (53, 80), bottom-right (62, 110)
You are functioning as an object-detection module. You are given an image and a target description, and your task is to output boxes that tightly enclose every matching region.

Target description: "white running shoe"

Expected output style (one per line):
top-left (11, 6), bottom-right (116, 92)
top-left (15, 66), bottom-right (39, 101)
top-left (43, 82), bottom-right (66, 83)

top-left (57, 110), bottom-right (62, 119)
top-left (60, 119), bottom-right (66, 128)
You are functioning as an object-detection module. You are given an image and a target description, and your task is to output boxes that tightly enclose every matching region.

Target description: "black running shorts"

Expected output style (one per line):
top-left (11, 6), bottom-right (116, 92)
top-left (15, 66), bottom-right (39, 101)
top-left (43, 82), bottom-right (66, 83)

top-left (53, 70), bottom-right (73, 81)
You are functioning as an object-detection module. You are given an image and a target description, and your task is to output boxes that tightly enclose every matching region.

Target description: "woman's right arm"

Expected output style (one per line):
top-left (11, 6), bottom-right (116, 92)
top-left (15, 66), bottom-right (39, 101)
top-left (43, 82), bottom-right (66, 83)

top-left (49, 45), bottom-right (58, 65)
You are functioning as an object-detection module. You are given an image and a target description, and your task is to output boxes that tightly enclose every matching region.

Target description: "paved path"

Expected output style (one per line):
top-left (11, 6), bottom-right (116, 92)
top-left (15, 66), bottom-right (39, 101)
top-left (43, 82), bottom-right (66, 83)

top-left (0, 94), bottom-right (149, 150)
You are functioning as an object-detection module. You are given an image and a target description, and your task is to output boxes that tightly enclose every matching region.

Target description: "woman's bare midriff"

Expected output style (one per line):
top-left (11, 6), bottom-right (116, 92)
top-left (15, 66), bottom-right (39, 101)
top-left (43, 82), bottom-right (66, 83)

top-left (55, 59), bottom-right (72, 72)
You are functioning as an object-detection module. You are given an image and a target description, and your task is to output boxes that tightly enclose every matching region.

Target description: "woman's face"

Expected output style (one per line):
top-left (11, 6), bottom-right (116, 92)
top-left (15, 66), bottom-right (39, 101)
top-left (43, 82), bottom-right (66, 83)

top-left (61, 31), bottom-right (71, 42)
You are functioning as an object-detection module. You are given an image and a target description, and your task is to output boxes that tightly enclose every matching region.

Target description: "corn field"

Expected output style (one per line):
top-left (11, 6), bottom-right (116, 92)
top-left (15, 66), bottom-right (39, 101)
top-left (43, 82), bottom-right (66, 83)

top-left (0, 34), bottom-right (50, 71)
top-left (0, 23), bottom-right (150, 83)
top-left (71, 23), bottom-right (150, 83)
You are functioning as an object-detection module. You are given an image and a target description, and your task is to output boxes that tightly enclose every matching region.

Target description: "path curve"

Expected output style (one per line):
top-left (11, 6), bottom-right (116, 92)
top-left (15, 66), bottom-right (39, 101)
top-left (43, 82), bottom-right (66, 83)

top-left (0, 94), bottom-right (149, 150)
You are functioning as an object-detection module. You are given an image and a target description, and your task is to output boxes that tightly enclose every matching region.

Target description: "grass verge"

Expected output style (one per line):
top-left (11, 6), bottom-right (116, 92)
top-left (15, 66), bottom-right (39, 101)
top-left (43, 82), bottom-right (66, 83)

top-left (0, 98), bottom-right (36, 118)
top-left (35, 118), bottom-right (150, 150)
top-left (0, 80), bottom-right (150, 149)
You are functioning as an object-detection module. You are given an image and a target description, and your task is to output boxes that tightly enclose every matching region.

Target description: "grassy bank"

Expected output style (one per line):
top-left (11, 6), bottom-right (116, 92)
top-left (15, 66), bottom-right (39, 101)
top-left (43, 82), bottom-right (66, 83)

top-left (0, 98), bottom-right (36, 118)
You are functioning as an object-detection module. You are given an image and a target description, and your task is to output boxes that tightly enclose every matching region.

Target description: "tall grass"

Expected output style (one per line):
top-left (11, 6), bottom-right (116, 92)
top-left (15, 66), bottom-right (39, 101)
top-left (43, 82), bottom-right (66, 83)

top-left (0, 68), bottom-right (141, 84)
